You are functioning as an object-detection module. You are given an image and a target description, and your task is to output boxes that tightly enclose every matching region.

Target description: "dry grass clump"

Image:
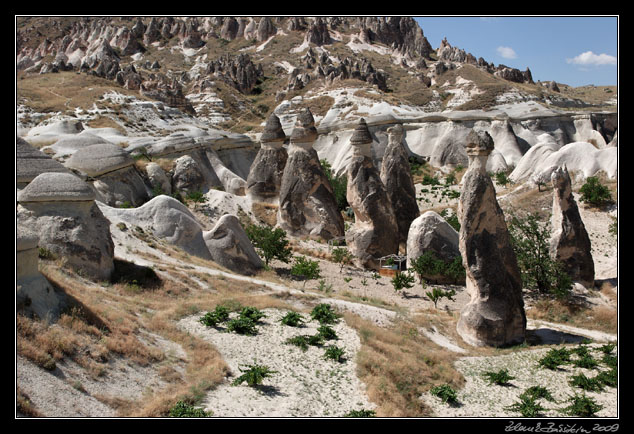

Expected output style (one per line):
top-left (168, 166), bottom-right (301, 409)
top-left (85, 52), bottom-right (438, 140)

top-left (343, 313), bottom-right (463, 417)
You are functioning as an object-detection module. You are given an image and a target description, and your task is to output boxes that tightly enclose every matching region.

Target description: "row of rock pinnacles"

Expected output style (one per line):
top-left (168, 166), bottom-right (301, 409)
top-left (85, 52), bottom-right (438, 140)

top-left (17, 109), bottom-right (595, 347)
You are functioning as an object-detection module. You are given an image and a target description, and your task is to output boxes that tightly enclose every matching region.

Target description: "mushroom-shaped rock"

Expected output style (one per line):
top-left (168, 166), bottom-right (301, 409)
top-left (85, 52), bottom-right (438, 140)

top-left (345, 118), bottom-right (399, 269)
top-left (456, 129), bottom-right (526, 347)
top-left (65, 142), bottom-right (150, 207)
top-left (247, 113), bottom-right (289, 224)
top-left (278, 108), bottom-right (344, 240)
top-left (17, 172), bottom-right (115, 281)
top-left (380, 123), bottom-right (419, 247)
top-left (203, 214), bottom-right (264, 275)
top-left (549, 166), bottom-right (595, 289)
top-left (65, 142), bottom-right (134, 177)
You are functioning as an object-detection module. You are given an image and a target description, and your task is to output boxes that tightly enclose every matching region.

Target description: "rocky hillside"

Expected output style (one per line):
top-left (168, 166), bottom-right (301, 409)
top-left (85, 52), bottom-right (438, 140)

top-left (16, 17), bottom-right (617, 179)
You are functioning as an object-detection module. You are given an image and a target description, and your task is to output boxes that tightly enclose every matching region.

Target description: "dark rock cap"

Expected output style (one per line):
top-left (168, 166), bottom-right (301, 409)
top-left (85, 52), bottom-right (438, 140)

top-left (350, 118), bottom-right (373, 146)
top-left (465, 129), bottom-right (494, 155)
top-left (260, 113), bottom-right (286, 143)
top-left (290, 108), bottom-right (318, 143)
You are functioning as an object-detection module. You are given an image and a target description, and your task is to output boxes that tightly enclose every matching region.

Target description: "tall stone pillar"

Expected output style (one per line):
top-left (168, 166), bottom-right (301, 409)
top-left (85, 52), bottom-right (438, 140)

top-left (345, 118), bottom-right (399, 269)
top-left (550, 166), bottom-right (595, 289)
top-left (380, 123), bottom-right (419, 249)
top-left (456, 130), bottom-right (526, 347)
top-left (277, 108), bottom-right (344, 240)
top-left (246, 113), bottom-right (289, 225)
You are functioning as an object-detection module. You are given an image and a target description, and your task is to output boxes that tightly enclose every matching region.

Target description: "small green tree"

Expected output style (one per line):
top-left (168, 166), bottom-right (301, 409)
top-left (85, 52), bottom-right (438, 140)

top-left (245, 224), bottom-right (292, 266)
top-left (579, 176), bottom-right (612, 207)
top-left (425, 287), bottom-right (456, 309)
top-left (391, 270), bottom-right (415, 294)
top-left (508, 212), bottom-right (572, 299)
top-left (331, 247), bottom-right (354, 272)
top-left (290, 255), bottom-right (321, 289)
top-left (321, 159), bottom-right (348, 212)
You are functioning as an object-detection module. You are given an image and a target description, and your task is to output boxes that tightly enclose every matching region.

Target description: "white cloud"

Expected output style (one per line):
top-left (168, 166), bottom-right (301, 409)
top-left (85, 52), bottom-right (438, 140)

top-left (566, 51), bottom-right (617, 66)
top-left (496, 46), bottom-right (517, 59)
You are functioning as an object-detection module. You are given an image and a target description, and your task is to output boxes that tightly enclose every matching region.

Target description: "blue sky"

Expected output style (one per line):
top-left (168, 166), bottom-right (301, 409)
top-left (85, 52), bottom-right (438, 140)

top-left (414, 16), bottom-right (618, 87)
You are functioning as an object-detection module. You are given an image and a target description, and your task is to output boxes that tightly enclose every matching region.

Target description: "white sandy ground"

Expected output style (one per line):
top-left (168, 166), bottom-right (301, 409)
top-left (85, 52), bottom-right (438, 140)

top-left (178, 309), bottom-right (375, 417)
top-left (16, 182), bottom-right (618, 418)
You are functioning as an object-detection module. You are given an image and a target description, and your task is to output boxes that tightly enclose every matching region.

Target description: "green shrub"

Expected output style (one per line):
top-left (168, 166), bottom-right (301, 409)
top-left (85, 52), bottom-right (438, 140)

top-left (279, 311), bottom-right (305, 327)
top-left (290, 255), bottom-right (321, 289)
top-left (245, 224), bottom-right (292, 266)
top-left (186, 190), bottom-right (206, 204)
top-left (317, 325), bottom-right (338, 340)
top-left (520, 386), bottom-right (555, 402)
top-left (483, 368), bottom-right (515, 386)
top-left (285, 335), bottom-right (310, 351)
top-left (321, 159), bottom-right (348, 211)
top-left (344, 409), bottom-right (376, 417)
top-left (168, 401), bottom-right (212, 417)
top-left (391, 271), bottom-right (415, 293)
top-left (409, 251), bottom-right (464, 286)
top-left (569, 373), bottom-right (605, 392)
top-left (505, 395), bottom-right (546, 418)
top-left (509, 212), bottom-right (573, 299)
top-left (324, 345), bottom-right (346, 363)
top-left (239, 306), bottom-right (266, 323)
top-left (579, 176), bottom-right (612, 207)
top-left (331, 247), bottom-right (354, 272)
top-left (430, 384), bottom-right (458, 404)
top-left (538, 347), bottom-right (572, 370)
top-left (226, 317), bottom-right (258, 335)
top-left (310, 304), bottom-right (340, 325)
top-left (561, 393), bottom-right (603, 417)
top-left (231, 363), bottom-right (277, 387)
top-left (425, 287), bottom-right (456, 309)
top-left (596, 368), bottom-right (617, 388)
top-left (199, 305), bottom-right (230, 327)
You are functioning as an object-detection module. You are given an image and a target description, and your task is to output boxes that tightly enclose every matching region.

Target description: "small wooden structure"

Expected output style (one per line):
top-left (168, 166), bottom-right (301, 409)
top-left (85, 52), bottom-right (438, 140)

top-left (378, 254), bottom-right (407, 277)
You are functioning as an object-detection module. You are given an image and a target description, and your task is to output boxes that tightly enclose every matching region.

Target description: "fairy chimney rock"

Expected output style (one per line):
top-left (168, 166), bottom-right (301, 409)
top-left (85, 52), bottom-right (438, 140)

top-left (277, 108), bottom-right (344, 240)
top-left (345, 118), bottom-right (399, 269)
top-left (456, 129), bottom-right (526, 347)
top-left (550, 166), bottom-right (595, 289)
top-left (17, 172), bottom-right (115, 281)
top-left (380, 123), bottom-right (419, 246)
top-left (247, 113), bottom-right (289, 224)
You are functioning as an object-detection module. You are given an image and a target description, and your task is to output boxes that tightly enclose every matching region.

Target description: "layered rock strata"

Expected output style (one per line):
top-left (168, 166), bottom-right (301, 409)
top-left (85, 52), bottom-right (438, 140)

top-left (277, 108), bottom-right (344, 240)
top-left (549, 166), bottom-right (595, 288)
top-left (456, 130), bottom-right (526, 347)
top-left (379, 123), bottom-right (419, 247)
top-left (345, 118), bottom-right (399, 269)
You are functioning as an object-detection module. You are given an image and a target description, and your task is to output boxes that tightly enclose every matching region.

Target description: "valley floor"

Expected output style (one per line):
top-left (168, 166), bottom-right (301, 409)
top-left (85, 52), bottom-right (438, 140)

top-left (16, 183), bottom-right (618, 419)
